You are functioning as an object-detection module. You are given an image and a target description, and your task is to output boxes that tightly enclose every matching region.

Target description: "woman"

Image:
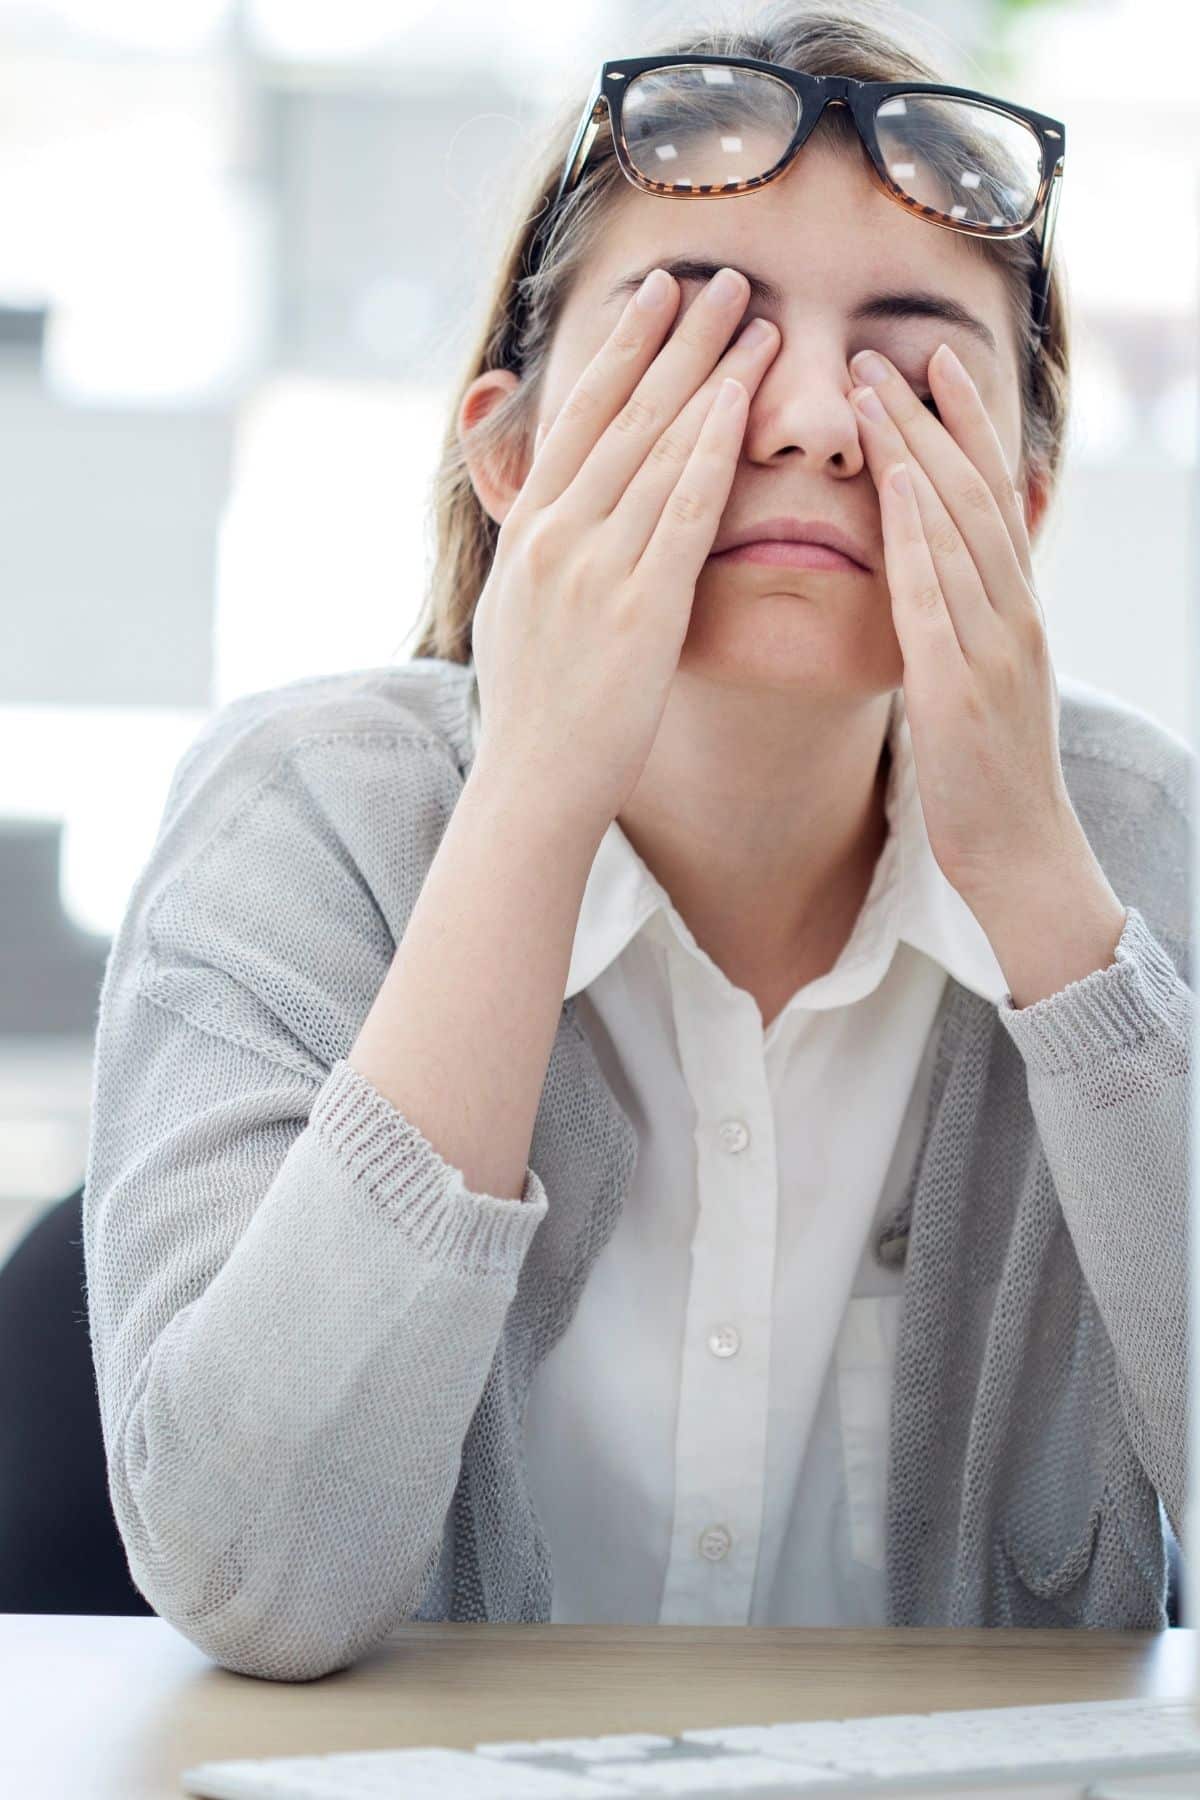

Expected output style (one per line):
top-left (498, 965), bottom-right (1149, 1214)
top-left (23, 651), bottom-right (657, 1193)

top-left (83, 1), bottom-right (1191, 1680)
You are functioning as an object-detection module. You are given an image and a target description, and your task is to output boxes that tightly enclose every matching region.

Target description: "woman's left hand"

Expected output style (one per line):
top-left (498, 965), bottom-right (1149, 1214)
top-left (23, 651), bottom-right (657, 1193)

top-left (847, 342), bottom-right (1084, 911)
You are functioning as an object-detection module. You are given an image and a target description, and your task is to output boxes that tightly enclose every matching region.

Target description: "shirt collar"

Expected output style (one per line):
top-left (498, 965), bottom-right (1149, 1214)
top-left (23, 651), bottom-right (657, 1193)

top-left (466, 678), bottom-right (1009, 1011)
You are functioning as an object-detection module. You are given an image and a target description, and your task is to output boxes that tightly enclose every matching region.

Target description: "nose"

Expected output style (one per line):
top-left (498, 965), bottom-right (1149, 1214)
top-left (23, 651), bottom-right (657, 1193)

top-left (739, 335), bottom-right (868, 477)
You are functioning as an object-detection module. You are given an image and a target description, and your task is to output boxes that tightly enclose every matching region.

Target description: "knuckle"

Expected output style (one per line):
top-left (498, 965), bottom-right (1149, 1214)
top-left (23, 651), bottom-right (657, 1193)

top-left (988, 649), bottom-right (1022, 697)
top-left (961, 682), bottom-right (988, 729)
top-left (667, 485), bottom-right (708, 530)
top-left (927, 520), bottom-right (961, 563)
top-left (610, 320), bottom-right (646, 359)
top-left (675, 312), bottom-right (720, 357)
top-left (611, 586), bottom-right (646, 631)
top-left (648, 426), bottom-right (691, 471)
top-left (993, 655), bottom-right (1021, 694)
top-left (561, 383), bottom-right (599, 427)
top-left (913, 579), bottom-right (943, 613)
top-left (613, 393), bottom-right (660, 437)
top-left (961, 477), bottom-right (994, 519)
top-left (1017, 608), bottom-right (1048, 657)
top-left (522, 514), bottom-right (564, 577)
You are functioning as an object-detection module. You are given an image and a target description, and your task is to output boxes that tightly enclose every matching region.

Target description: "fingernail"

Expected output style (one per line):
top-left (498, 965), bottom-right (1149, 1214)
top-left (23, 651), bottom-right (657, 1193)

top-left (934, 342), bottom-right (968, 383)
top-left (637, 269), bottom-right (671, 310)
top-left (739, 317), bottom-right (775, 349)
top-left (711, 267), bottom-right (746, 306)
top-left (853, 385), bottom-right (885, 421)
top-left (851, 350), bottom-right (888, 387)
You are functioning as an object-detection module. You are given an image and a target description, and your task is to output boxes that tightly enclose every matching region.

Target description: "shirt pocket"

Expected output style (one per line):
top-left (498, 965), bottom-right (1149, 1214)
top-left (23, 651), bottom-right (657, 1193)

top-left (835, 1294), bottom-right (905, 1571)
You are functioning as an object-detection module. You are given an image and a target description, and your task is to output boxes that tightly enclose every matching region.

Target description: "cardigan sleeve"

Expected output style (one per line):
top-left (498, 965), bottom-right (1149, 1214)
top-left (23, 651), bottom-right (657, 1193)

top-left (996, 901), bottom-right (1190, 1543)
top-left (83, 722), bottom-right (550, 1682)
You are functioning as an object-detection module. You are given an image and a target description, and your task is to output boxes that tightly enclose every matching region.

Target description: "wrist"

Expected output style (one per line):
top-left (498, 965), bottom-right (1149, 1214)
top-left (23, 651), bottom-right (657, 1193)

top-left (463, 744), bottom-right (610, 863)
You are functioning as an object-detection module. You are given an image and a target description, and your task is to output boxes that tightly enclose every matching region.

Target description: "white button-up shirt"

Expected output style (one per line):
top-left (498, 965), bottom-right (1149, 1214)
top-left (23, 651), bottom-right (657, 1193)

top-left (466, 681), bottom-right (1011, 1624)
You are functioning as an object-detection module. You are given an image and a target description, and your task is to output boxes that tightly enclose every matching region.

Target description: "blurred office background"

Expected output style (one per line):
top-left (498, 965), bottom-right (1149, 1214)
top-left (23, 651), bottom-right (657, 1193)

top-left (0, 0), bottom-right (1196, 1262)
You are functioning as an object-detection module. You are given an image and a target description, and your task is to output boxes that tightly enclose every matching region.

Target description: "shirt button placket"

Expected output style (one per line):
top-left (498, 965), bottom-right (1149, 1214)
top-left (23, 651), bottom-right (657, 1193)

top-left (703, 1119), bottom-right (749, 1583)
top-left (718, 1118), bottom-right (750, 1155)
top-left (698, 1524), bottom-right (733, 1561)
top-left (707, 1324), bottom-right (741, 1357)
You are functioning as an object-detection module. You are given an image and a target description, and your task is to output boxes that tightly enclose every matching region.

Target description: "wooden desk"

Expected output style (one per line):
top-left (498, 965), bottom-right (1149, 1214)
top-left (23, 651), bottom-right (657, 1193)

top-left (3, 1615), bottom-right (1196, 1800)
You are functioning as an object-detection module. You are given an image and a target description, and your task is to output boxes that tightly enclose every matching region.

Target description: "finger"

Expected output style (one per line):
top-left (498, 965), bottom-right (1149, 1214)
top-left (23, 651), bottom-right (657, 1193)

top-left (878, 460), bottom-right (963, 685)
top-left (605, 315), bottom-right (779, 569)
top-left (575, 268), bottom-right (757, 518)
top-left (929, 342), bottom-right (1035, 591)
top-left (515, 268), bottom-right (683, 514)
top-left (852, 381), bottom-right (996, 661)
top-left (851, 347), bottom-right (1036, 622)
top-left (539, 267), bottom-right (756, 524)
top-left (635, 378), bottom-right (749, 594)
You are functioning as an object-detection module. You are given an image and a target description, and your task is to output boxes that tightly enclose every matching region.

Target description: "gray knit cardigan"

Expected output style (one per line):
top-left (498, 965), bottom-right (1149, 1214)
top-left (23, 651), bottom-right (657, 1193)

top-left (82, 656), bottom-right (1193, 1681)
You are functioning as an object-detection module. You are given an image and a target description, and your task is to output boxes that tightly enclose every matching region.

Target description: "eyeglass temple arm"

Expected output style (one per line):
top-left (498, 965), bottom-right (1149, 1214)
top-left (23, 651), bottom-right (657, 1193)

top-left (521, 73), bottom-right (605, 294)
top-left (1031, 160), bottom-right (1064, 343)
top-left (555, 71), bottom-right (608, 209)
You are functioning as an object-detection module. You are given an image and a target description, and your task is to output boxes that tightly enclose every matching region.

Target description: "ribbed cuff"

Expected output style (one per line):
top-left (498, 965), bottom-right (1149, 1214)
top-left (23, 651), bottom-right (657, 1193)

top-left (310, 1058), bottom-right (548, 1274)
top-left (996, 903), bottom-right (1190, 1078)
top-left (417, 658), bottom-right (476, 770)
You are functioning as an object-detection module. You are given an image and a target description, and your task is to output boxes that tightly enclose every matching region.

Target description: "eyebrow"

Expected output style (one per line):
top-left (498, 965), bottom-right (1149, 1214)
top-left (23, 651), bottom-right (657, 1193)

top-left (603, 255), bottom-right (1000, 357)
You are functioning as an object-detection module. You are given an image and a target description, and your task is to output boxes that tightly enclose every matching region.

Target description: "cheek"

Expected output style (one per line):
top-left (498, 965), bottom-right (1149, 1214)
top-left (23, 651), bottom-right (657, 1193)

top-left (541, 314), bottom-right (618, 420)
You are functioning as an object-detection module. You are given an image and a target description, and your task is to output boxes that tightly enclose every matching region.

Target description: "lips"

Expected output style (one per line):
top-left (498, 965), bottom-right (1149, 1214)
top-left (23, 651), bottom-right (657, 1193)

top-left (709, 515), bottom-right (872, 571)
top-left (714, 540), bottom-right (864, 573)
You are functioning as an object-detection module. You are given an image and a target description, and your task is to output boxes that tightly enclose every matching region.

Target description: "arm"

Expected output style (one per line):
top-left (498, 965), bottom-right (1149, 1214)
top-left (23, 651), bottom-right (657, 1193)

top-left (994, 899), bottom-right (1190, 1541)
top-left (84, 723), bottom-right (600, 1681)
top-left (348, 745), bottom-right (601, 1202)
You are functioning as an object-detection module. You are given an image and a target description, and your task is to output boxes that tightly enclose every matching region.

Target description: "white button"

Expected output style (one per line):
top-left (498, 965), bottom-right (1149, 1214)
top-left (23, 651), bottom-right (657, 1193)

top-left (698, 1524), bottom-right (732, 1561)
top-left (708, 1324), bottom-right (741, 1357)
top-left (718, 1118), bottom-right (750, 1153)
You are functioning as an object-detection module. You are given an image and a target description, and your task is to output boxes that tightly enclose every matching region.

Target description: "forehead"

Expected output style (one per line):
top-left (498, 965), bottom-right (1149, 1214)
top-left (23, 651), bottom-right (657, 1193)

top-left (573, 140), bottom-right (1016, 363)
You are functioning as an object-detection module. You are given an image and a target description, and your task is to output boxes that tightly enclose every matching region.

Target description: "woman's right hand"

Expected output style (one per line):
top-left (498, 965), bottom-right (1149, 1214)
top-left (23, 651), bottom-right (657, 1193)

top-left (469, 265), bottom-right (781, 840)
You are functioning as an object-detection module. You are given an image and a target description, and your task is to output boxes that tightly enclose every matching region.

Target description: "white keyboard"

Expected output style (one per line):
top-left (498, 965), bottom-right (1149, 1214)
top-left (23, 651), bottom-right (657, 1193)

top-left (180, 1696), bottom-right (1200, 1798)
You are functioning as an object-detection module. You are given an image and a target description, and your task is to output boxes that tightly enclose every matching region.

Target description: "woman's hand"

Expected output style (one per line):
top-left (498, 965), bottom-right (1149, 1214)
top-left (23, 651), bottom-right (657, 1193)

top-left (470, 266), bottom-right (780, 841)
top-left (847, 342), bottom-right (1084, 911)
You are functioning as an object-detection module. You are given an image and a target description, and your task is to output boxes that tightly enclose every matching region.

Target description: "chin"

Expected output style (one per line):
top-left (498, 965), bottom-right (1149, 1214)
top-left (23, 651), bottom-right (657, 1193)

top-left (680, 568), bottom-right (901, 688)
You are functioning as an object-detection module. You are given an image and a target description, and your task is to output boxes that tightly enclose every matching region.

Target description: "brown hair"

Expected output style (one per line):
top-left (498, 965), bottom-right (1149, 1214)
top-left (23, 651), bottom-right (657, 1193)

top-left (404, 0), bottom-right (1070, 666)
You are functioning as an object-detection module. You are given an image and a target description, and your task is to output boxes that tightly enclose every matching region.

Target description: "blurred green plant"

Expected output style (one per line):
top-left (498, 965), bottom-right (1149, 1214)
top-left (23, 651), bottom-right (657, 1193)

top-left (984, 0), bottom-right (1091, 92)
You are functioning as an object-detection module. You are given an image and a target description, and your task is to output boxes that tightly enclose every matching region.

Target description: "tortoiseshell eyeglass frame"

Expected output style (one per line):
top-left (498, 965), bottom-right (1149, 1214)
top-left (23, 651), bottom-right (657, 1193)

top-left (508, 54), bottom-right (1066, 369)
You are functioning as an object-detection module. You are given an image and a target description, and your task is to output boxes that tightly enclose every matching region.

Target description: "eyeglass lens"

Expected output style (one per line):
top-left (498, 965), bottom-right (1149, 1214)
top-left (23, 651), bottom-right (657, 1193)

top-left (620, 65), bottom-right (1043, 230)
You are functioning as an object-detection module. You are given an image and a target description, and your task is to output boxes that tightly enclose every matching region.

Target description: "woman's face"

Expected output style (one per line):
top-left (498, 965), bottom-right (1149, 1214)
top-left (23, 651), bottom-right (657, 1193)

top-left (533, 140), bottom-right (1033, 699)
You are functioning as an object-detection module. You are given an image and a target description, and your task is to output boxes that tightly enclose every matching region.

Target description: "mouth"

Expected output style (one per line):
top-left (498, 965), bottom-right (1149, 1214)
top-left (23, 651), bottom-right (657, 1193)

top-left (707, 515), bottom-right (873, 573)
top-left (708, 540), bottom-right (866, 573)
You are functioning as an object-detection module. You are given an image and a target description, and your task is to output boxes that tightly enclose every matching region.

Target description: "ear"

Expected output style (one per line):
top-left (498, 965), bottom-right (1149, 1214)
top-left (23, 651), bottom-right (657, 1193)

top-left (1021, 462), bottom-right (1050, 544)
top-left (458, 368), bottom-right (534, 527)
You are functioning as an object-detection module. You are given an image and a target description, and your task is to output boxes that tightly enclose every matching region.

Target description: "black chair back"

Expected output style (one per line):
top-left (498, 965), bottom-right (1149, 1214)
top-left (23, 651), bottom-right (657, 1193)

top-left (0, 1187), bottom-right (154, 1614)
